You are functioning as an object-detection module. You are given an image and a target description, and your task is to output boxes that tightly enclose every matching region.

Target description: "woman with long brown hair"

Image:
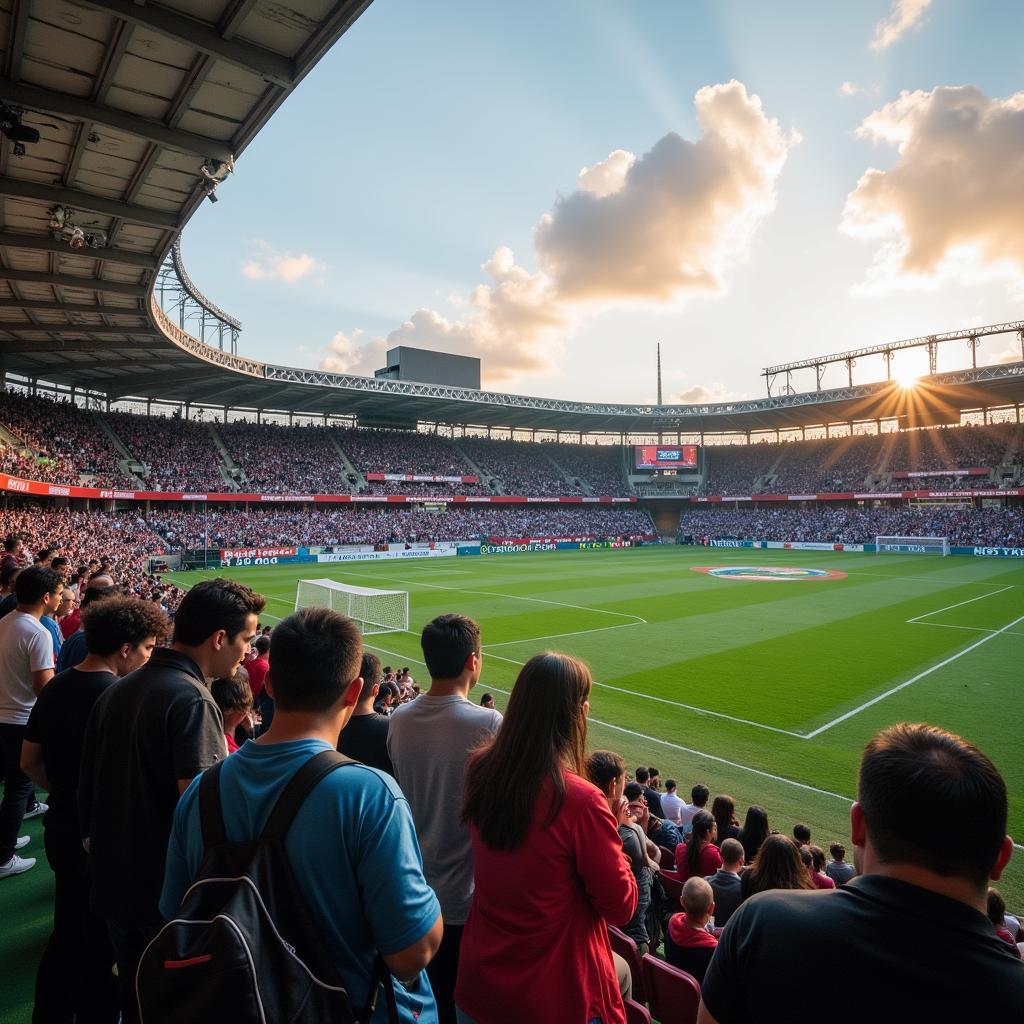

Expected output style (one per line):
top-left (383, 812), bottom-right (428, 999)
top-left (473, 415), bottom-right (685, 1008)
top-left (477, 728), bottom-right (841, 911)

top-left (456, 652), bottom-right (637, 1024)
top-left (740, 834), bottom-right (815, 899)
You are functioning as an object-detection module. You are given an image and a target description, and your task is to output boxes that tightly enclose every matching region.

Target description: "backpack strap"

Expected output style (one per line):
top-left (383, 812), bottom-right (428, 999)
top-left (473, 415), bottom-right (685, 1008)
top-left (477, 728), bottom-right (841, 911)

top-left (261, 748), bottom-right (356, 842)
top-left (198, 759), bottom-right (229, 850)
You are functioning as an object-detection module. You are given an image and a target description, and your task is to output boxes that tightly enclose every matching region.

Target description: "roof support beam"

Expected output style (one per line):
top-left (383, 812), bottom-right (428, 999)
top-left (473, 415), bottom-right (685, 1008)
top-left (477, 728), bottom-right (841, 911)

top-left (0, 298), bottom-right (143, 314)
top-left (4, 0), bottom-right (29, 81)
top-left (219, 0), bottom-right (260, 40)
top-left (0, 269), bottom-right (148, 297)
top-left (0, 324), bottom-right (158, 338)
top-left (0, 337), bottom-right (163, 353)
top-left (0, 231), bottom-right (158, 269)
top-left (108, 369), bottom-right (213, 397)
top-left (2, 82), bottom-right (234, 161)
top-left (0, 178), bottom-right (178, 230)
top-left (74, 0), bottom-right (294, 87)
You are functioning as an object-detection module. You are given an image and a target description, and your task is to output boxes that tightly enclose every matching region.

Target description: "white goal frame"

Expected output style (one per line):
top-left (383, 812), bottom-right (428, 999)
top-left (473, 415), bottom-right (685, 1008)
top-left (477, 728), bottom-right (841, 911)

top-left (875, 535), bottom-right (950, 556)
top-left (295, 578), bottom-right (409, 635)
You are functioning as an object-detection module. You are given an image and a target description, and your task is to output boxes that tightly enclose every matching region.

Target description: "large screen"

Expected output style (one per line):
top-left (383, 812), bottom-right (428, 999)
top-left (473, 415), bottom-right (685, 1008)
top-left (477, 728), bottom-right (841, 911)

top-left (634, 444), bottom-right (698, 470)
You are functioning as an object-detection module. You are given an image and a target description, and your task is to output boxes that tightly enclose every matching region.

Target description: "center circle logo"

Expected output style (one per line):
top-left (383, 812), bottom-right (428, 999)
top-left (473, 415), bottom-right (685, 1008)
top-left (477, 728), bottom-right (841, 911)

top-left (691, 565), bottom-right (848, 581)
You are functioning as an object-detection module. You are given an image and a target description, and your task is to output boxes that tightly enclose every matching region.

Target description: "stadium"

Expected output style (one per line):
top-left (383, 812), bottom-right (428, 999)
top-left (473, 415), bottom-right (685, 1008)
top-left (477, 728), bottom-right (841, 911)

top-left (1, 2), bottom-right (1022, 1022)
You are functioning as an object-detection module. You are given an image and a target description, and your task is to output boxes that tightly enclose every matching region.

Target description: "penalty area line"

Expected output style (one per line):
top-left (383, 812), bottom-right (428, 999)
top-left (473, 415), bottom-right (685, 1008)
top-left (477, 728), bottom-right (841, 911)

top-left (803, 611), bottom-right (1024, 740)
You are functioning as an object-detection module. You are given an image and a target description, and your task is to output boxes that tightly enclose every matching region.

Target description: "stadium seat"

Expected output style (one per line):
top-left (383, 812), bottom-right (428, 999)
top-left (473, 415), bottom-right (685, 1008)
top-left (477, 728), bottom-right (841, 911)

top-left (624, 997), bottom-right (653, 1024)
top-left (608, 926), bottom-right (646, 1004)
top-left (658, 869), bottom-right (684, 906)
top-left (641, 954), bottom-right (701, 1024)
top-left (658, 844), bottom-right (676, 870)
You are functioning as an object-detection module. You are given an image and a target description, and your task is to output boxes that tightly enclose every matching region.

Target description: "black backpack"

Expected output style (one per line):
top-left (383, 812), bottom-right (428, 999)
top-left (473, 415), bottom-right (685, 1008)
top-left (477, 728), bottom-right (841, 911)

top-left (136, 749), bottom-right (398, 1024)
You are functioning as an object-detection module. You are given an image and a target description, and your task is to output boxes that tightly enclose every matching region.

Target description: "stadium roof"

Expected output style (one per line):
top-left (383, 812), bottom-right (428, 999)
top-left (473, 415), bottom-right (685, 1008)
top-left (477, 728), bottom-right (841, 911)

top-left (1, 4), bottom-right (1024, 436)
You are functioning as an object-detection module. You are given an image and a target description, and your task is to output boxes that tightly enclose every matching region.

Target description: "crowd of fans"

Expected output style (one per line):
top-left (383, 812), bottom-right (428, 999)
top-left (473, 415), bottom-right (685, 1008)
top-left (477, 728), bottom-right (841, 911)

top-left (679, 504), bottom-right (1024, 547)
top-left (147, 505), bottom-right (658, 550)
top-left (459, 437), bottom-right (589, 495)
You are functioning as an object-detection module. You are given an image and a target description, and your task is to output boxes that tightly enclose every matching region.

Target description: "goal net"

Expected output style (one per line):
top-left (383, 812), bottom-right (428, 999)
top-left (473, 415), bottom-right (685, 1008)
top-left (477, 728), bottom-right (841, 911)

top-left (294, 579), bottom-right (409, 635)
top-left (875, 536), bottom-right (950, 556)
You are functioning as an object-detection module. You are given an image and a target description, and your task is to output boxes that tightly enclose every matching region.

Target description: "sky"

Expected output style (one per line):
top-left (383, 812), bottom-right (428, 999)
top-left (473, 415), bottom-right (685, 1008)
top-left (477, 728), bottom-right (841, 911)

top-left (179, 0), bottom-right (1024, 405)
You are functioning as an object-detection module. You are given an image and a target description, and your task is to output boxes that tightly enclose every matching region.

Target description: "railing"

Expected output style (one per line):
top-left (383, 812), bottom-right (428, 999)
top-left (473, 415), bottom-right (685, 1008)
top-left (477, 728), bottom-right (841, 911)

top-left (150, 298), bottom-right (264, 377)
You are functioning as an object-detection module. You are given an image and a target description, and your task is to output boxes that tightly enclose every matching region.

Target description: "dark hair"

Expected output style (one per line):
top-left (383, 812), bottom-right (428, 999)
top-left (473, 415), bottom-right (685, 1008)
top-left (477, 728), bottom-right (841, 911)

top-left (623, 782), bottom-right (644, 802)
top-left (691, 783), bottom-right (709, 807)
top-left (635, 766), bottom-right (650, 783)
top-left (360, 651), bottom-right (382, 689)
top-left (462, 652), bottom-right (591, 849)
top-left (711, 794), bottom-right (736, 840)
top-left (742, 835), bottom-right (814, 896)
top-left (829, 842), bottom-right (846, 861)
top-left (793, 822), bottom-right (811, 845)
top-left (35, 547), bottom-right (54, 563)
top-left (420, 613), bottom-right (480, 679)
top-left (859, 723), bottom-right (1007, 887)
top-left (269, 608), bottom-right (362, 713)
top-left (648, 767), bottom-right (659, 779)
top-left (15, 565), bottom-right (63, 605)
top-left (739, 805), bottom-right (770, 863)
top-left (480, 692), bottom-right (493, 705)
top-left (81, 596), bottom-right (169, 656)
top-left (809, 845), bottom-right (827, 873)
top-left (986, 888), bottom-right (1006, 928)
top-left (253, 635), bottom-right (271, 655)
top-left (586, 749), bottom-right (625, 794)
top-left (81, 581), bottom-right (119, 608)
top-left (3, 534), bottom-right (19, 552)
top-left (1, 563), bottom-right (21, 588)
top-left (686, 810), bottom-right (716, 877)
top-left (211, 668), bottom-right (254, 716)
top-left (172, 578), bottom-right (265, 646)
top-left (665, 778), bottom-right (677, 792)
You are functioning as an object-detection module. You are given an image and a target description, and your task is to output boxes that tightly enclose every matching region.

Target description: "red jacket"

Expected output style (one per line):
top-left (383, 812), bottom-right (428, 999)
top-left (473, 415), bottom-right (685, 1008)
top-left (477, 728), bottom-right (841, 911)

top-left (456, 771), bottom-right (638, 1024)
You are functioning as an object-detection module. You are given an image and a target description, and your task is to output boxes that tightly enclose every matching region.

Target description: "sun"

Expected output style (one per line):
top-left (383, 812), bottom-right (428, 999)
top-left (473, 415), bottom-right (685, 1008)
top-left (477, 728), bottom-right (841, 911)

top-left (895, 372), bottom-right (919, 389)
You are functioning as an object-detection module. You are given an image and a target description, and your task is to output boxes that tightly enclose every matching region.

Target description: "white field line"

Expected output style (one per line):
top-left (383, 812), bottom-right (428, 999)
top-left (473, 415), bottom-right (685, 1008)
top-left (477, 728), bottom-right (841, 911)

top-left (483, 621), bottom-right (643, 649)
top-left (905, 586), bottom-right (1013, 623)
top-left (330, 569), bottom-right (647, 625)
top-left (803, 612), bottom-right (1024, 740)
top-left (911, 622), bottom-right (1024, 637)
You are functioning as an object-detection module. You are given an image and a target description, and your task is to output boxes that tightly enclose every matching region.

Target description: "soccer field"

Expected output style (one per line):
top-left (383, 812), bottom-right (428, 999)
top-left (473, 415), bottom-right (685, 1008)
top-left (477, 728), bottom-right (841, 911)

top-left (170, 545), bottom-right (1024, 907)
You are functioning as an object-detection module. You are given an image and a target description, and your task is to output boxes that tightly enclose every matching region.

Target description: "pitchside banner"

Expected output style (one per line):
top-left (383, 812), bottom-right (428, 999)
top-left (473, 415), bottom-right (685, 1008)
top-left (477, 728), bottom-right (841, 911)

top-left (316, 548), bottom-right (457, 564)
top-left (476, 539), bottom-right (638, 555)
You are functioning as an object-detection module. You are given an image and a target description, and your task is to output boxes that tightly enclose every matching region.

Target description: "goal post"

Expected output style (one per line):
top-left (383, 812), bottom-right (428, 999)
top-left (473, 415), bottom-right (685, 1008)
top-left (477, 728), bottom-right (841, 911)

top-left (874, 536), bottom-right (950, 556)
top-left (295, 578), bottom-right (409, 635)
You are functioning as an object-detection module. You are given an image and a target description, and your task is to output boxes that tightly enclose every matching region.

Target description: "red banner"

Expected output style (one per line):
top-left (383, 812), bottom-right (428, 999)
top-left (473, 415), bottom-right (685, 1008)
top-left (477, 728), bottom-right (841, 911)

top-left (220, 547), bottom-right (298, 559)
top-left (365, 473), bottom-right (479, 484)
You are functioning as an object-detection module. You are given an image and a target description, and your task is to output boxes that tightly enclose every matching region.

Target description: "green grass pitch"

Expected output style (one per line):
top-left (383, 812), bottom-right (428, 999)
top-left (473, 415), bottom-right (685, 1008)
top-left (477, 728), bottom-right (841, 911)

top-left (2, 545), bottom-right (1021, 1022)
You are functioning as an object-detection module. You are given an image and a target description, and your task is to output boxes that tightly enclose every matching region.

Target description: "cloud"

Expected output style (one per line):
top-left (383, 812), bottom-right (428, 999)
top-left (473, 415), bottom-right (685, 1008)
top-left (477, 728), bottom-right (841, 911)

top-left (534, 81), bottom-right (795, 303)
top-left (841, 86), bottom-right (1024, 292)
top-left (319, 81), bottom-right (796, 387)
top-left (839, 81), bottom-right (861, 97)
top-left (242, 240), bottom-right (325, 284)
top-left (669, 383), bottom-right (732, 404)
top-left (870, 0), bottom-right (933, 51)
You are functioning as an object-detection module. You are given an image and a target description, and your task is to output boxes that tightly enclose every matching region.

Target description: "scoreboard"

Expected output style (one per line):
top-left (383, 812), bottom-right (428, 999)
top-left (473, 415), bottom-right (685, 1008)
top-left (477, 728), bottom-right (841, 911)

top-left (634, 445), bottom-right (698, 470)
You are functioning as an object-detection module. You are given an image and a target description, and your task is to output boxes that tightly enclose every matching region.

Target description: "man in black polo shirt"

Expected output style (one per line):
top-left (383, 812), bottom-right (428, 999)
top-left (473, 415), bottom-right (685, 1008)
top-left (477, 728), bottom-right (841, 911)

top-left (698, 723), bottom-right (1023, 1023)
top-left (79, 578), bottom-right (264, 1024)
top-left (21, 595), bottom-right (170, 1024)
top-left (338, 651), bottom-right (394, 775)
top-left (634, 765), bottom-right (664, 819)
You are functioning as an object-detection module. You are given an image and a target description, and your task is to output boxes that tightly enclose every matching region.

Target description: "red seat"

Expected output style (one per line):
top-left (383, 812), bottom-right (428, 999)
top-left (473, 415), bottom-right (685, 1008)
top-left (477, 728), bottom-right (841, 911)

top-left (608, 925), bottom-right (646, 1004)
top-left (659, 869), bottom-right (684, 906)
top-left (641, 953), bottom-right (701, 1024)
top-left (658, 844), bottom-right (676, 870)
top-left (624, 998), bottom-right (653, 1024)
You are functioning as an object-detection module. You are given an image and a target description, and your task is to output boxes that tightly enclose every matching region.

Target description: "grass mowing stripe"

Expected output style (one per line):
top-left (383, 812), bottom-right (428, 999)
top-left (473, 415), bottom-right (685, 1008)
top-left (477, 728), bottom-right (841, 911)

top-left (906, 585), bottom-right (1014, 622)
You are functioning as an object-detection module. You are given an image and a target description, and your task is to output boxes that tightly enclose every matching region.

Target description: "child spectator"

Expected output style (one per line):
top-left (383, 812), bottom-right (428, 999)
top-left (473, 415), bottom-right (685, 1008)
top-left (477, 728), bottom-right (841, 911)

top-left (804, 845), bottom-right (836, 890)
top-left (211, 667), bottom-right (254, 753)
top-left (826, 841), bottom-right (855, 885)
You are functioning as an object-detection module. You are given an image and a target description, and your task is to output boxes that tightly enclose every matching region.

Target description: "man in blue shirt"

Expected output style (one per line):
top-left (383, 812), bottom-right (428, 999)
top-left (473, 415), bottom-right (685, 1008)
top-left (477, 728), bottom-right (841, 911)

top-left (161, 606), bottom-right (442, 1024)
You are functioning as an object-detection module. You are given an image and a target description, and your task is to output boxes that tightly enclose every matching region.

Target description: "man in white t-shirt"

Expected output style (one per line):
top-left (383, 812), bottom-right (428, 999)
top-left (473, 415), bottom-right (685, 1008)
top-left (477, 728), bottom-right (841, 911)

top-left (387, 614), bottom-right (502, 1024)
top-left (679, 783), bottom-right (710, 835)
top-left (661, 778), bottom-right (685, 824)
top-left (0, 565), bottom-right (62, 878)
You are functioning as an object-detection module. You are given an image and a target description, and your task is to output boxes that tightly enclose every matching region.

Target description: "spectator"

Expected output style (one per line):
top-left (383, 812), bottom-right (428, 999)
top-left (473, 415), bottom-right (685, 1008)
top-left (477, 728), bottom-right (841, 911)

top-left (712, 794), bottom-right (740, 842)
top-left (793, 822), bottom-right (811, 847)
top-left (739, 834), bottom-right (814, 900)
top-left (246, 634), bottom-right (272, 734)
top-left (738, 805), bottom-right (770, 865)
top-left (479, 693), bottom-right (495, 710)
top-left (634, 766), bottom-right (665, 819)
top-left (1, 534), bottom-right (24, 574)
top-left (826, 841), bottom-right (855, 886)
top-left (56, 576), bottom-right (115, 673)
top-left (79, 578), bottom-right (264, 1023)
top-left (680, 782), bottom-right (710, 834)
top-left (665, 877), bottom-right (719, 986)
top-left (161, 606), bottom-right (442, 1024)
top-left (700, 724), bottom-right (1024, 1021)
top-left (387, 614), bottom-right (502, 1024)
top-left (987, 889), bottom-right (1022, 957)
top-left (0, 564), bottom-right (22, 620)
top-left (619, 783), bottom-right (658, 953)
top-left (676, 809), bottom-right (723, 881)
top-left (705, 837), bottom-right (745, 928)
top-left (800, 845), bottom-right (836, 890)
top-left (210, 668), bottom-right (254, 753)
top-left (456, 654), bottom-right (637, 1024)
top-left (338, 652), bottom-right (394, 776)
top-left (661, 778), bottom-right (685, 824)
top-left (0, 565), bottom-right (62, 878)
top-left (20, 595), bottom-right (168, 1021)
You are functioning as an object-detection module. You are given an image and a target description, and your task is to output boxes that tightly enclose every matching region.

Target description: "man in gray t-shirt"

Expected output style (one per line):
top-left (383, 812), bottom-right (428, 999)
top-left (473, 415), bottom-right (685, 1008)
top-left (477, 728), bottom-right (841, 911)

top-left (387, 614), bottom-right (501, 1024)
